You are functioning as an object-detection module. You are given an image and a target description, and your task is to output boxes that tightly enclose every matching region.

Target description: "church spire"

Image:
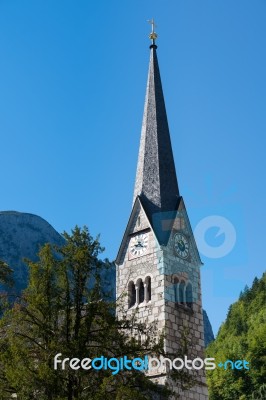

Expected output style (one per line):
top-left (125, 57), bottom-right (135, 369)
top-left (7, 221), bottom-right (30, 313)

top-left (133, 25), bottom-right (180, 221)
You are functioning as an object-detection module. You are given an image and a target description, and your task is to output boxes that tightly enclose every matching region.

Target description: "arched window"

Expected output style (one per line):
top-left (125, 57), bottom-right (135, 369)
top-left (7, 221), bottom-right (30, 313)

top-left (128, 281), bottom-right (136, 308)
top-left (174, 277), bottom-right (179, 303)
top-left (179, 281), bottom-right (185, 304)
top-left (139, 280), bottom-right (144, 304)
top-left (145, 276), bottom-right (151, 302)
top-left (186, 282), bottom-right (193, 308)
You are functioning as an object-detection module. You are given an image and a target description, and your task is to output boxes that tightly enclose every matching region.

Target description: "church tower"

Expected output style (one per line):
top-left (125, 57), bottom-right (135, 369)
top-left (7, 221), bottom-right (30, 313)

top-left (116, 24), bottom-right (208, 400)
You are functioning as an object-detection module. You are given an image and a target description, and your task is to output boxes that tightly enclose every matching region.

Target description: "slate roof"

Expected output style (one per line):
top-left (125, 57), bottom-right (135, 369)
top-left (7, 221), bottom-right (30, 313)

top-left (133, 44), bottom-right (180, 223)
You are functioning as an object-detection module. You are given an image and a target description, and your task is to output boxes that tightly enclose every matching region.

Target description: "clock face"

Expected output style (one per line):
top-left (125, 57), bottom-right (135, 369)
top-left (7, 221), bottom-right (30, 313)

top-left (129, 233), bottom-right (148, 257)
top-left (174, 233), bottom-right (189, 259)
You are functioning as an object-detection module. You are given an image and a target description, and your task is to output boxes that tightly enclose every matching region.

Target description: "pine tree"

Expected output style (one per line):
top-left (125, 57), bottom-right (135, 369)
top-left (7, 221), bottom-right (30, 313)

top-left (0, 260), bottom-right (13, 287)
top-left (206, 273), bottom-right (266, 400)
top-left (0, 227), bottom-right (175, 400)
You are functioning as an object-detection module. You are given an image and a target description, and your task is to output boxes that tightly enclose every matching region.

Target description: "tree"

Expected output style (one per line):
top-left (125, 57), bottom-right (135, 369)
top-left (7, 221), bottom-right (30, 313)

top-left (206, 272), bottom-right (266, 400)
top-left (0, 260), bottom-right (14, 316)
top-left (251, 383), bottom-right (266, 400)
top-left (0, 227), bottom-right (175, 400)
top-left (0, 260), bottom-right (13, 287)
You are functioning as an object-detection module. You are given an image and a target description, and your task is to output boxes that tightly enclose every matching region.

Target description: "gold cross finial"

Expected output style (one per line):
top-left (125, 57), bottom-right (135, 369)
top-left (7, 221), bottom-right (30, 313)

top-left (147, 18), bottom-right (158, 44)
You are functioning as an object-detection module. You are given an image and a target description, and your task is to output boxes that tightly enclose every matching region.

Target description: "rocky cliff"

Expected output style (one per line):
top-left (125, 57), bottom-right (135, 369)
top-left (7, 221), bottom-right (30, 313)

top-left (0, 211), bottom-right (65, 294)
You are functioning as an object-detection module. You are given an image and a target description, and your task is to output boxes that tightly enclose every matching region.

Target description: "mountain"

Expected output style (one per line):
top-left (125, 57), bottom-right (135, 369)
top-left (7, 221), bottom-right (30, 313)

top-left (0, 211), bottom-right (65, 294)
top-left (206, 273), bottom-right (266, 400)
top-left (0, 211), bottom-right (213, 346)
top-left (203, 309), bottom-right (214, 347)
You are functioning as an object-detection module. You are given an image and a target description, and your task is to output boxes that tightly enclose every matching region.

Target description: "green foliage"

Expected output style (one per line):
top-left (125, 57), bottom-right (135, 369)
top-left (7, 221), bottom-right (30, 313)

top-left (206, 273), bottom-right (266, 400)
top-left (0, 260), bottom-right (14, 314)
top-left (0, 260), bottom-right (13, 287)
top-left (0, 227), bottom-right (179, 399)
top-left (250, 383), bottom-right (266, 399)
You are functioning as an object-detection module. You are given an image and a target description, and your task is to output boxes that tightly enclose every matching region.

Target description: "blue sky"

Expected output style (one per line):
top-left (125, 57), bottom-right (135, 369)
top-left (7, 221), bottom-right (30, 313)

top-left (0, 0), bottom-right (265, 335)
